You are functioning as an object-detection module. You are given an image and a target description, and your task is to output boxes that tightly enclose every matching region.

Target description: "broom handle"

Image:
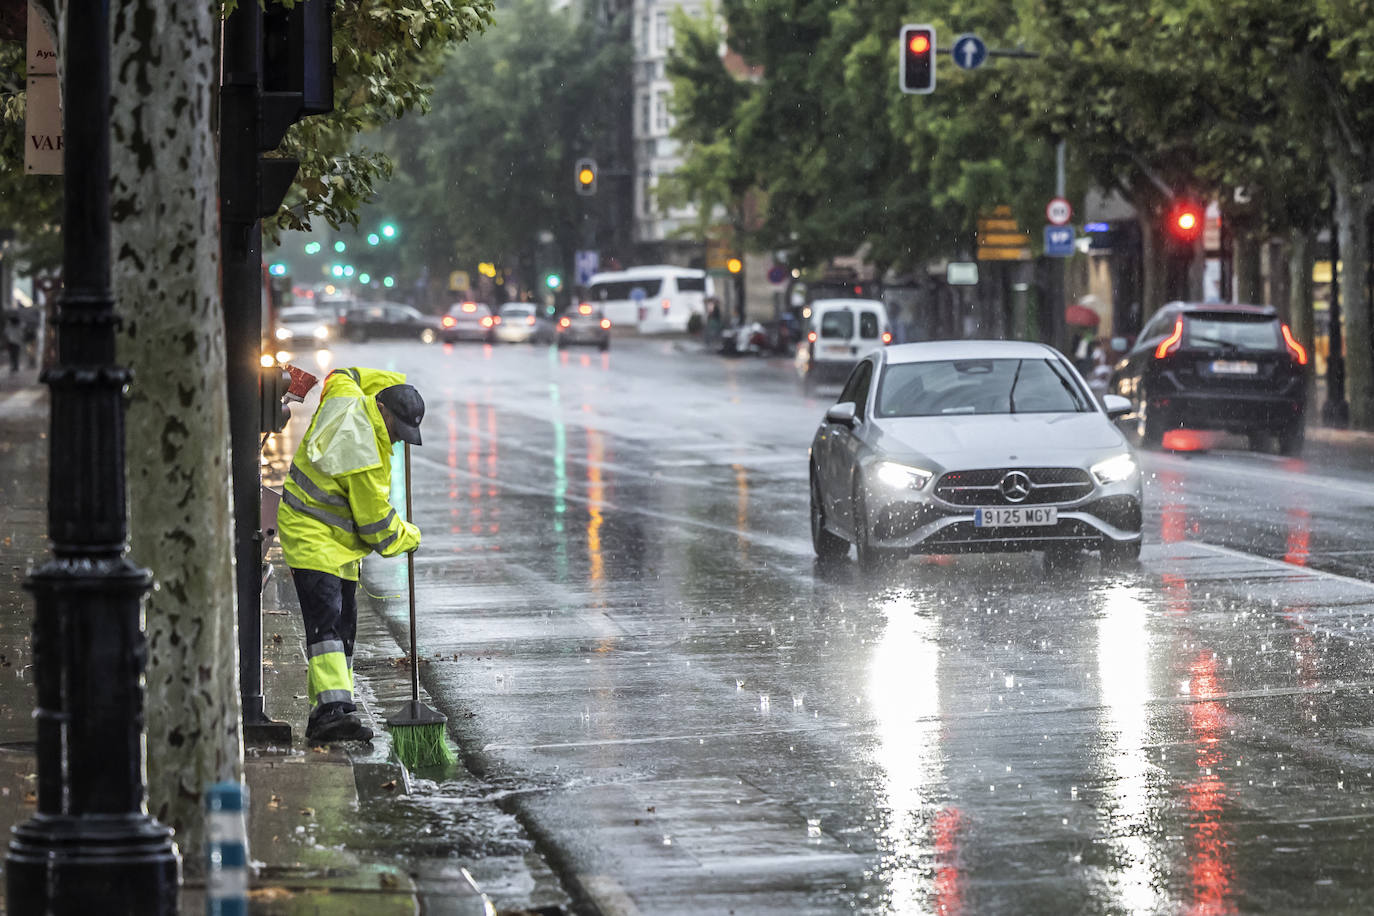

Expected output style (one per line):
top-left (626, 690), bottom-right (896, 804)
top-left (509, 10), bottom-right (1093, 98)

top-left (406, 442), bottom-right (419, 704)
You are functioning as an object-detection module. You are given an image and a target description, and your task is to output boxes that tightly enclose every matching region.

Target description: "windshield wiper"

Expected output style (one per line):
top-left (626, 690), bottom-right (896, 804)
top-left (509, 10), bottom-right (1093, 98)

top-left (1007, 359), bottom-right (1023, 413)
top-left (1046, 360), bottom-right (1089, 412)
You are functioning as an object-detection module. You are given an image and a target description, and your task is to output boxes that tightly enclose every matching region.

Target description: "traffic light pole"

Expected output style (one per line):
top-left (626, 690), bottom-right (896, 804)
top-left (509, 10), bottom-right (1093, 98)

top-left (222, 0), bottom-right (291, 746)
top-left (7, 2), bottom-right (180, 910)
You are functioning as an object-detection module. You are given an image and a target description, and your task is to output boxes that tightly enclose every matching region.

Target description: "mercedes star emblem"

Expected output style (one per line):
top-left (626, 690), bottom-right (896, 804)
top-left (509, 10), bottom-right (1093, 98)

top-left (999, 471), bottom-right (1032, 503)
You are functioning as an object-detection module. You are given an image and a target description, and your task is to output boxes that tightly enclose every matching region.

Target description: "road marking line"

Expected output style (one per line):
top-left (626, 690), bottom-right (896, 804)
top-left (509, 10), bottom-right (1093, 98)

top-left (1185, 539), bottom-right (1374, 593)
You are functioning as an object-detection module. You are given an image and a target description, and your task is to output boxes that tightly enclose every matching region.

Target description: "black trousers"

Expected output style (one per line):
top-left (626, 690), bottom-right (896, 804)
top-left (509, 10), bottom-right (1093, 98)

top-left (291, 568), bottom-right (358, 718)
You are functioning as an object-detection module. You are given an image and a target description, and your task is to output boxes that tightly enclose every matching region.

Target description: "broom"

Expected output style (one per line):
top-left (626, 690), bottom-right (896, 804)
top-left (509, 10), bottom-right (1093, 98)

top-left (386, 442), bottom-right (456, 769)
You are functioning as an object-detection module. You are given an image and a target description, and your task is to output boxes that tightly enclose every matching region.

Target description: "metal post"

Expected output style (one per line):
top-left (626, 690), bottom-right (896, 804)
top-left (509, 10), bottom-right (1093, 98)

top-left (1049, 139), bottom-right (1067, 353)
top-left (1323, 207), bottom-right (1349, 426)
top-left (6, 2), bottom-right (180, 911)
top-left (223, 0), bottom-right (291, 745)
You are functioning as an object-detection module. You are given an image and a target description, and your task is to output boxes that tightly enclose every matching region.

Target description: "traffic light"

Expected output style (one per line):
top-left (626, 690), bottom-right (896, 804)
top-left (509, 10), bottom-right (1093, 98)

top-left (899, 24), bottom-right (936, 94)
top-left (545, 273), bottom-right (563, 291)
top-left (575, 158), bottom-right (597, 196)
top-left (726, 257), bottom-right (743, 274)
top-left (1167, 201), bottom-right (1204, 244)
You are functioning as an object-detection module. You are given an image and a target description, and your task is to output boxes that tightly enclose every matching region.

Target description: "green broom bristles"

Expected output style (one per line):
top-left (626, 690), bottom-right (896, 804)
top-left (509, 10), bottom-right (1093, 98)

top-left (389, 721), bottom-right (456, 769)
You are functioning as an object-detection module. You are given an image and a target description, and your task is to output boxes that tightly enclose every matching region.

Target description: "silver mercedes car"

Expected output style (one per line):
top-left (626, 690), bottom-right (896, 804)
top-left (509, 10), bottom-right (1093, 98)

top-left (808, 340), bottom-right (1143, 569)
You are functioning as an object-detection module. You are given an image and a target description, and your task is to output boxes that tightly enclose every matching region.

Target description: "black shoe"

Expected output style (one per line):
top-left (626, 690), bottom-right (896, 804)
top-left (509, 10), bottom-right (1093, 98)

top-left (306, 709), bottom-right (374, 744)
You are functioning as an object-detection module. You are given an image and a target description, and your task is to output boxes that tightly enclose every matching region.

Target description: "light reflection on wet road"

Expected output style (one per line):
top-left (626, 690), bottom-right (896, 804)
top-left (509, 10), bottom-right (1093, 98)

top-left (314, 338), bottom-right (1374, 914)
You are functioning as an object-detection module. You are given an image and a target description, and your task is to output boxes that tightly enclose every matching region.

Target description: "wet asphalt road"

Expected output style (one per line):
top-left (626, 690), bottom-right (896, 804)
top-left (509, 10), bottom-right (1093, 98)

top-left (286, 337), bottom-right (1374, 915)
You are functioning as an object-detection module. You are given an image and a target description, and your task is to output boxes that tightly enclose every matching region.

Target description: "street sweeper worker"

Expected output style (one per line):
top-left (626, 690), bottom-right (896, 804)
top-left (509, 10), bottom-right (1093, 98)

top-left (278, 367), bottom-right (424, 743)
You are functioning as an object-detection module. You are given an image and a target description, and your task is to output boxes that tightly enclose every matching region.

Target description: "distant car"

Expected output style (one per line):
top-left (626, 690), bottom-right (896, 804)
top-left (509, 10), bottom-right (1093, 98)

top-left (492, 302), bottom-right (539, 344)
top-left (339, 303), bottom-right (439, 344)
top-left (440, 301), bottom-right (495, 343)
top-left (1109, 302), bottom-right (1308, 454)
top-left (809, 340), bottom-right (1142, 570)
top-left (797, 298), bottom-right (891, 390)
top-left (557, 302), bottom-right (611, 351)
top-left (273, 305), bottom-right (331, 349)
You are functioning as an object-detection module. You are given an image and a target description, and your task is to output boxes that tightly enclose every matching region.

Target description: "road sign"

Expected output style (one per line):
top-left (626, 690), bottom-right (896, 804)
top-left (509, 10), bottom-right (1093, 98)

top-left (767, 265), bottom-right (787, 285)
top-left (574, 250), bottom-right (599, 286)
top-left (1046, 197), bottom-right (1072, 226)
top-left (449, 270), bottom-right (470, 291)
top-left (1044, 225), bottom-right (1076, 258)
top-left (952, 34), bottom-right (987, 70)
top-left (977, 205), bottom-right (1031, 261)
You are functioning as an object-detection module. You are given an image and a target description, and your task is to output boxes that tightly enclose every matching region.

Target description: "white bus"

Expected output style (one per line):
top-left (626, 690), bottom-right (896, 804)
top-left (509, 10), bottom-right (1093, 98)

top-left (584, 265), bottom-right (712, 333)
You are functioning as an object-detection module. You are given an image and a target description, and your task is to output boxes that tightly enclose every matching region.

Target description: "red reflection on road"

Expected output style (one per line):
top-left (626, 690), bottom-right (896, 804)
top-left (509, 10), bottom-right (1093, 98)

top-left (1159, 470), bottom-right (1192, 544)
top-left (933, 807), bottom-right (964, 916)
top-left (1185, 652), bottom-right (1234, 915)
top-left (1284, 507), bottom-right (1310, 567)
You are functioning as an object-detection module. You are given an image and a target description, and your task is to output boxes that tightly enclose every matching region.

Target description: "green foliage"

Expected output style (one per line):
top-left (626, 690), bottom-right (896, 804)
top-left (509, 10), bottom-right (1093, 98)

top-left (359, 0), bottom-right (631, 290)
top-left (269, 0), bottom-right (497, 237)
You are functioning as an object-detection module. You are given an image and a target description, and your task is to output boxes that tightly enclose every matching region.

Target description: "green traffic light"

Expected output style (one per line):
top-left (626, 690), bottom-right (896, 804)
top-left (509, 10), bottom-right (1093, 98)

top-left (381, 224), bottom-right (397, 239)
top-left (304, 241), bottom-right (321, 255)
top-left (367, 233), bottom-right (380, 246)
top-left (334, 240), bottom-right (346, 253)
top-left (359, 273), bottom-right (371, 284)
top-left (545, 274), bottom-right (561, 290)
top-left (383, 276), bottom-right (396, 288)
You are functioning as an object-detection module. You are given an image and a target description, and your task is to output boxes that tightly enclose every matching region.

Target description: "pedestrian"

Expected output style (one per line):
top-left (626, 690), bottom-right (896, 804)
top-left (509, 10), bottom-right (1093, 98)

top-left (277, 367), bottom-right (424, 743)
top-left (3, 313), bottom-right (21, 373)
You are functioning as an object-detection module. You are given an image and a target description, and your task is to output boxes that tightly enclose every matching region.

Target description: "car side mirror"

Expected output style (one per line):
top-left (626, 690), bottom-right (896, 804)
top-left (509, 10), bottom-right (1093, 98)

top-left (1102, 394), bottom-right (1131, 419)
top-left (825, 402), bottom-right (858, 427)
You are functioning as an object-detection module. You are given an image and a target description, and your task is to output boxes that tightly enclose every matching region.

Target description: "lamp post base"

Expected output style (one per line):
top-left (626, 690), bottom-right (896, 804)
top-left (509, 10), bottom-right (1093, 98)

top-left (8, 814), bottom-right (179, 915)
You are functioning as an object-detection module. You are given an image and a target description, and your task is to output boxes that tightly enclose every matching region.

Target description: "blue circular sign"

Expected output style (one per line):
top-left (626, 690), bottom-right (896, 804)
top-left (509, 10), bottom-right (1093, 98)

top-left (952, 34), bottom-right (988, 70)
top-left (767, 265), bottom-right (787, 284)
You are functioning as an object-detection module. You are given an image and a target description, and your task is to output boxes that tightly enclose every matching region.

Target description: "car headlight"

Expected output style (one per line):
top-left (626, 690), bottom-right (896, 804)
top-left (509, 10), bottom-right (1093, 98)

top-left (875, 460), bottom-right (933, 491)
top-left (1092, 453), bottom-right (1137, 484)
top-left (313, 325), bottom-right (329, 339)
top-left (274, 327), bottom-right (291, 340)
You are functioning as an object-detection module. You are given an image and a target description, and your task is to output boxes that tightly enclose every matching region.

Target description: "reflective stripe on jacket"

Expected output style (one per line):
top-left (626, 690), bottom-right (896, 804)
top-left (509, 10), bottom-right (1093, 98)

top-left (279, 367), bottom-right (422, 579)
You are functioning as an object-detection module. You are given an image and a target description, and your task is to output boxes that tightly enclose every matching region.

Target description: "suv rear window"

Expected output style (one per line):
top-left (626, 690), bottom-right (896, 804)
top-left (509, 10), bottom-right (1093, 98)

top-left (859, 311), bottom-right (880, 339)
top-left (1185, 314), bottom-right (1280, 351)
top-left (676, 276), bottom-right (706, 292)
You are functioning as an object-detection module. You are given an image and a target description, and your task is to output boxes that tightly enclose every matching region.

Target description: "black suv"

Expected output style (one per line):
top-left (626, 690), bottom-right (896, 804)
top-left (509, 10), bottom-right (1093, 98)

top-left (1109, 302), bottom-right (1308, 454)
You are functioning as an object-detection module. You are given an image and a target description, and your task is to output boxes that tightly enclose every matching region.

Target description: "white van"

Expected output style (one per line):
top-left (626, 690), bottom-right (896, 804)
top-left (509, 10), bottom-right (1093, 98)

top-left (798, 298), bottom-right (892, 388)
top-left (585, 266), bottom-right (711, 333)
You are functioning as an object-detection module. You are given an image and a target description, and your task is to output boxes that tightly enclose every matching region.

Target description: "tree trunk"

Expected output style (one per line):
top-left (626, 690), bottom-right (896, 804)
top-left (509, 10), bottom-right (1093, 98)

top-left (1138, 210), bottom-right (1166, 321)
top-left (1332, 155), bottom-right (1374, 429)
top-left (1231, 227), bottom-right (1263, 304)
top-left (110, 2), bottom-right (242, 869)
top-left (1287, 229), bottom-right (1315, 358)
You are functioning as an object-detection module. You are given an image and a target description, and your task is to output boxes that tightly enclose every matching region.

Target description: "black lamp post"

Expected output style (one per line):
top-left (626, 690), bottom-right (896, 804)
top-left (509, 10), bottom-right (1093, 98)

top-left (6, 2), bottom-right (180, 911)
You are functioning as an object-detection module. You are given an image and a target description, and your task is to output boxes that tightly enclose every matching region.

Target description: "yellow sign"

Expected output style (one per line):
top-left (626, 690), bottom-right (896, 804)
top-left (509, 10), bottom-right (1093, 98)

top-left (977, 206), bottom-right (1031, 262)
top-left (477, 262), bottom-right (496, 278)
top-left (449, 270), bottom-right (470, 292)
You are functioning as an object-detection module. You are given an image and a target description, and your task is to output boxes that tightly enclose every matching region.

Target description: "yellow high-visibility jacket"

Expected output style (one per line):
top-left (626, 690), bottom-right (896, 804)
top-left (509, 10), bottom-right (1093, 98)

top-left (279, 367), bottom-right (421, 579)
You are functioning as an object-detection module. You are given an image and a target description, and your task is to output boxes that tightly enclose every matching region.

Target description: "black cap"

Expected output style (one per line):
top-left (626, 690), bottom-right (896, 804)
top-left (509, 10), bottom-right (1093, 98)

top-left (376, 384), bottom-right (425, 446)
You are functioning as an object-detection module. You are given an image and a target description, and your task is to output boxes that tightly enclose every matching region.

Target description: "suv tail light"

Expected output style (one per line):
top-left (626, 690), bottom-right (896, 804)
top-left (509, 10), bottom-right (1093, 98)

top-left (882, 331), bottom-right (892, 344)
top-left (1281, 323), bottom-right (1307, 365)
top-left (441, 315), bottom-right (456, 328)
top-left (1154, 317), bottom-right (1183, 359)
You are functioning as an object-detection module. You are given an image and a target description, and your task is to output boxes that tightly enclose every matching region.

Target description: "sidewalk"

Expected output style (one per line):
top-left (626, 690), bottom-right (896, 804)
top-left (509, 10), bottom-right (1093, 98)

top-left (0, 371), bottom-right (496, 915)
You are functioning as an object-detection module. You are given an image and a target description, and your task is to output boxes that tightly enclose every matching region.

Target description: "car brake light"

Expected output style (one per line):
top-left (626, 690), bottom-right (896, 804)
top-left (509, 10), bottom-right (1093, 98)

top-left (882, 332), bottom-right (892, 344)
top-left (1154, 317), bottom-right (1183, 359)
top-left (600, 318), bottom-right (611, 329)
top-left (661, 299), bottom-right (670, 312)
top-left (441, 315), bottom-right (456, 328)
top-left (492, 316), bottom-right (502, 325)
top-left (462, 302), bottom-right (477, 313)
top-left (578, 303), bottom-right (592, 315)
top-left (808, 331), bottom-right (817, 343)
top-left (1281, 323), bottom-right (1307, 365)
top-left (526, 316), bottom-right (536, 326)
top-left (480, 316), bottom-right (493, 328)
top-left (559, 317), bottom-right (571, 328)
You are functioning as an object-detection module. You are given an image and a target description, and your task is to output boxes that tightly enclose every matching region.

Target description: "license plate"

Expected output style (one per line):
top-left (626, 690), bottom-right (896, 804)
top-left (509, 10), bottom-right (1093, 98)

top-left (1210, 359), bottom-right (1258, 375)
top-left (974, 506), bottom-right (1058, 528)
top-left (822, 344), bottom-right (848, 355)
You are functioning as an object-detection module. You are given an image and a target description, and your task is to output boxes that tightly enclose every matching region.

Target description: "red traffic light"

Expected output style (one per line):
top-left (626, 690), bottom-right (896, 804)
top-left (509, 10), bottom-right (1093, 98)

top-left (1168, 202), bottom-right (1204, 243)
top-left (899, 25), bottom-right (935, 94)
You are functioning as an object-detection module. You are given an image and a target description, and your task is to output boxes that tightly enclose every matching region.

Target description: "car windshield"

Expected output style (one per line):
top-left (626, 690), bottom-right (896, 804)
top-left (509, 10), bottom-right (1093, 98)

top-left (876, 358), bottom-right (1095, 417)
top-left (279, 308), bottom-right (319, 324)
top-left (1185, 315), bottom-right (1281, 351)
